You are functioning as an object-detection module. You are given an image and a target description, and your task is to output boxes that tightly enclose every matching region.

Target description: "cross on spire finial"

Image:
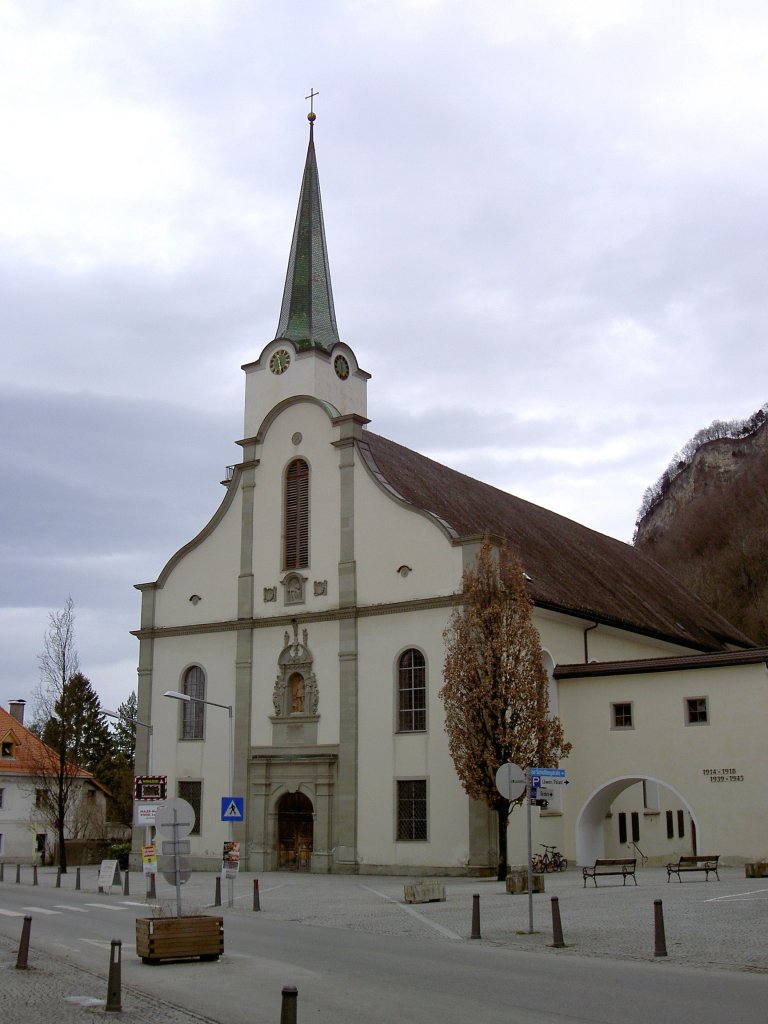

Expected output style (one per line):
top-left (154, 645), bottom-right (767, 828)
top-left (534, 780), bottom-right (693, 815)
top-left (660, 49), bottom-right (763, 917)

top-left (305, 88), bottom-right (318, 123)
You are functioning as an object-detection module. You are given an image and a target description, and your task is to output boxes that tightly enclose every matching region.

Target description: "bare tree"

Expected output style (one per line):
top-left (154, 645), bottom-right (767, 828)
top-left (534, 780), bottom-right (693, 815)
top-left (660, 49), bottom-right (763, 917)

top-left (440, 541), bottom-right (571, 880)
top-left (29, 597), bottom-right (87, 872)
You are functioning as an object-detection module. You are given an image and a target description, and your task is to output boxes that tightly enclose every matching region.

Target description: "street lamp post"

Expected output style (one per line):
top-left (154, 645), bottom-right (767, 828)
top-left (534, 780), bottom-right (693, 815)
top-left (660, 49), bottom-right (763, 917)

top-left (104, 708), bottom-right (155, 894)
top-left (163, 690), bottom-right (234, 908)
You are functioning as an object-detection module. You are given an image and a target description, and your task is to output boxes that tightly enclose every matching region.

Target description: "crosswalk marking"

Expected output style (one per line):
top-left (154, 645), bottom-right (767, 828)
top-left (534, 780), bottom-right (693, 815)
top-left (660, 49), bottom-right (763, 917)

top-left (0, 908), bottom-right (25, 917)
top-left (22, 906), bottom-right (61, 915)
top-left (84, 902), bottom-right (126, 911)
top-left (54, 904), bottom-right (88, 912)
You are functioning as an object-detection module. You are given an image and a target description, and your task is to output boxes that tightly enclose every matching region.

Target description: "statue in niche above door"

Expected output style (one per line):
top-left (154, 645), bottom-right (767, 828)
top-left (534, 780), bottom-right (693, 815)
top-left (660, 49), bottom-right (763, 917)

top-left (290, 673), bottom-right (305, 713)
top-left (273, 620), bottom-right (319, 718)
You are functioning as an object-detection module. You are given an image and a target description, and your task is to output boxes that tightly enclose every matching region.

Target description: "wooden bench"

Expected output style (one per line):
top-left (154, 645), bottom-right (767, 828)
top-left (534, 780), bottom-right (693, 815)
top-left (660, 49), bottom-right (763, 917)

top-left (666, 855), bottom-right (720, 882)
top-left (582, 857), bottom-right (637, 888)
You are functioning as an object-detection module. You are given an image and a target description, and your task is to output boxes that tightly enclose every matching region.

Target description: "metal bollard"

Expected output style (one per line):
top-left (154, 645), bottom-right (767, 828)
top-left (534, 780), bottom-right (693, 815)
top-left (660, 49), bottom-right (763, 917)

top-left (214, 875), bottom-right (222, 907)
top-left (33, 865), bottom-right (38, 886)
top-left (280, 986), bottom-right (298, 1024)
top-left (123, 870), bottom-right (130, 896)
top-left (253, 878), bottom-right (261, 912)
top-left (550, 897), bottom-right (565, 948)
top-left (149, 873), bottom-right (156, 900)
top-left (0, 862), bottom-right (4, 882)
top-left (16, 863), bottom-right (21, 884)
top-left (106, 940), bottom-right (122, 1011)
top-left (16, 916), bottom-right (32, 969)
top-left (654, 899), bottom-right (667, 957)
top-left (56, 866), bottom-right (61, 889)
top-left (471, 893), bottom-right (481, 939)
top-left (76, 866), bottom-right (81, 891)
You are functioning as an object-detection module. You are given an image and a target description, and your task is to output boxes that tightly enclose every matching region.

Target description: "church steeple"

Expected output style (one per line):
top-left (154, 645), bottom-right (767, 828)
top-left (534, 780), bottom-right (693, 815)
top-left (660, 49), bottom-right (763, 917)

top-left (275, 105), bottom-right (340, 352)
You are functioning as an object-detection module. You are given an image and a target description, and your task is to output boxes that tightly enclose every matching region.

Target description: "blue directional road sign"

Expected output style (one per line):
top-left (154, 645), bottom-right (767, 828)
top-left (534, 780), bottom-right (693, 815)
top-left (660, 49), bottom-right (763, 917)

top-left (530, 768), bottom-right (569, 787)
top-left (221, 797), bottom-right (244, 822)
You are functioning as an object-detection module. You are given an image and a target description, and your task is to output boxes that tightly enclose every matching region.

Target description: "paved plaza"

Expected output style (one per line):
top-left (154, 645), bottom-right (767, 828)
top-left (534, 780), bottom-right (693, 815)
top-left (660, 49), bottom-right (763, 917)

top-left (1, 863), bottom-right (766, 1021)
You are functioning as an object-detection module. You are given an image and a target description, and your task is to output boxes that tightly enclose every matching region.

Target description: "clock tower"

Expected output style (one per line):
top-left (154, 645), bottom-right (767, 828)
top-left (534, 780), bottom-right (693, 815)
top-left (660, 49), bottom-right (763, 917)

top-left (241, 110), bottom-right (369, 440)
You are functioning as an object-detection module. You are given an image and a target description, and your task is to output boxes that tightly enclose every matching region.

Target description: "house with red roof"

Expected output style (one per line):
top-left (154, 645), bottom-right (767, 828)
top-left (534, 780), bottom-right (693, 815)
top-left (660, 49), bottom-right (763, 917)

top-left (0, 701), bottom-right (108, 864)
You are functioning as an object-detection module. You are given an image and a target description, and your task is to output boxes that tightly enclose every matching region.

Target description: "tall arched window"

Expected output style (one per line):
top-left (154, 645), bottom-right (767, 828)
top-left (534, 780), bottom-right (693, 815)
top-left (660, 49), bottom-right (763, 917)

top-left (284, 459), bottom-right (309, 570)
top-left (181, 665), bottom-right (205, 740)
top-left (397, 649), bottom-right (426, 732)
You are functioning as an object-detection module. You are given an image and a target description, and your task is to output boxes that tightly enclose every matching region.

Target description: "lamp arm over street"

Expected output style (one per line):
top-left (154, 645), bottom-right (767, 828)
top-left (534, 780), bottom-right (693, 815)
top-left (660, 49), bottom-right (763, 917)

top-left (163, 689), bottom-right (235, 907)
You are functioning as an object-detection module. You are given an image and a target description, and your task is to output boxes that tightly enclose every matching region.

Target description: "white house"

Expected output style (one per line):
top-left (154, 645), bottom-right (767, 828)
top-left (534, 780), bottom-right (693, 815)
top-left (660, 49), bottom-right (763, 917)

top-left (132, 113), bottom-right (768, 874)
top-left (0, 701), bottom-right (108, 864)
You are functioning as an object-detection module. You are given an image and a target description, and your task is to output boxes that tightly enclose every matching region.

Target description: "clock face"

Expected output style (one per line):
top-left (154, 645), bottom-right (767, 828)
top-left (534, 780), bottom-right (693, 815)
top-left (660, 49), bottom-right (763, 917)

top-left (334, 354), bottom-right (350, 380)
top-left (269, 349), bottom-right (291, 375)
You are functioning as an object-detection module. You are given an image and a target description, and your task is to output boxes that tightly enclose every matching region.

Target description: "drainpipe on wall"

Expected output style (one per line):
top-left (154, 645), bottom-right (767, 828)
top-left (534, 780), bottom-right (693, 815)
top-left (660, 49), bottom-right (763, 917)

top-left (583, 622), bottom-right (598, 662)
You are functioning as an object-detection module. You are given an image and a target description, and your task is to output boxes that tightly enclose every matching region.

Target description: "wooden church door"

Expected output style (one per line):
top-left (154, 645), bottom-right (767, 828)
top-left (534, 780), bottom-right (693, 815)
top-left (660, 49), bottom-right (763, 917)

top-left (277, 792), bottom-right (314, 870)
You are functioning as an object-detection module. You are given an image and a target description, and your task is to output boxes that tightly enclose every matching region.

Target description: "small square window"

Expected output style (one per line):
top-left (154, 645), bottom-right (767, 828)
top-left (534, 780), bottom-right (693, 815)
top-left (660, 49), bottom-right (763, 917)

top-left (1, 740), bottom-right (13, 757)
top-left (685, 697), bottom-right (708, 725)
top-left (612, 702), bottom-right (633, 729)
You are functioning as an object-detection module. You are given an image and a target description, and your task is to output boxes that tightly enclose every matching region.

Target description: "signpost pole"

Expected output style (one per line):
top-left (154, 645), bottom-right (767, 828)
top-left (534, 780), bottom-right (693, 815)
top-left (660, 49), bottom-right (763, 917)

top-left (227, 705), bottom-right (234, 910)
top-left (172, 808), bottom-right (182, 918)
top-left (526, 768), bottom-right (534, 934)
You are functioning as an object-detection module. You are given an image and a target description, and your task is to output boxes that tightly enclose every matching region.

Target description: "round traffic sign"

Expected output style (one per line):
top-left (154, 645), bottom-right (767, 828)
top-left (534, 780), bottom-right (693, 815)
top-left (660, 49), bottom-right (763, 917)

top-left (495, 762), bottom-right (526, 801)
top-left (155, 797), bottom-right (196, 838)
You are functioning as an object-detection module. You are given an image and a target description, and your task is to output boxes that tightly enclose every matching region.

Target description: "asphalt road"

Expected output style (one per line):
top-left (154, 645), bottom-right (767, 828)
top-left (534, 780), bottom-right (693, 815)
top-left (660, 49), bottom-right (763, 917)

top-left (1, 871), bottom-right (766, 1024)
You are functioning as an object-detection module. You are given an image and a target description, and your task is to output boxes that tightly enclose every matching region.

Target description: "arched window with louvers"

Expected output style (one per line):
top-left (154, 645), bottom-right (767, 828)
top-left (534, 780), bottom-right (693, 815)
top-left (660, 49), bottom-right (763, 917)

top-left (284, 458), bottom-right (310, 570)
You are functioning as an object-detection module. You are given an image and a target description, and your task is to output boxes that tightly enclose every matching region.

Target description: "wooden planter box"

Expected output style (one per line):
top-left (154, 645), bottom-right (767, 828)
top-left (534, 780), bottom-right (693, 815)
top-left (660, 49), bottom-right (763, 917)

top-left (745, 861), bottom-right (768, 878)
top-left (136, 916), bottom-right (224, 964)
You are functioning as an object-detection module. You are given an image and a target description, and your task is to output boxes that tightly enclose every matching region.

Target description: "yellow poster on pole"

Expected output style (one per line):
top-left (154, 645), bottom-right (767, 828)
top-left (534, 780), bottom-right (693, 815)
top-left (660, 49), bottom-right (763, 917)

top-left (142, 843), bottom-right (157, 876)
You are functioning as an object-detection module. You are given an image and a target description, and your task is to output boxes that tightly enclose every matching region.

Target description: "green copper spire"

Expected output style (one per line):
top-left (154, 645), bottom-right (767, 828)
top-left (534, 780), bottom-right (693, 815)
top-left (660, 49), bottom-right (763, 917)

top-left (275, 108), bottom-right (340, 352)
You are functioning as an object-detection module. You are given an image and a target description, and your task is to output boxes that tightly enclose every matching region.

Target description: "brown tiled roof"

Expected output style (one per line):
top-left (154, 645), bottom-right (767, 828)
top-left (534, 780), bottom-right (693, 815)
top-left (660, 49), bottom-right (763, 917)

top-left (360, 432), bottom-right (754, 653)
top-left (555, 648), bottom-right (768, 679)
top-left (0, 706), bottom-right (96, 782)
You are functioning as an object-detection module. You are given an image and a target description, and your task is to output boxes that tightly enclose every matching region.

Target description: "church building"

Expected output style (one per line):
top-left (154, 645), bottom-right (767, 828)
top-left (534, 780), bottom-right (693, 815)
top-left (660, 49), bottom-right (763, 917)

top-left (133, 112), bottom-right (768, 874)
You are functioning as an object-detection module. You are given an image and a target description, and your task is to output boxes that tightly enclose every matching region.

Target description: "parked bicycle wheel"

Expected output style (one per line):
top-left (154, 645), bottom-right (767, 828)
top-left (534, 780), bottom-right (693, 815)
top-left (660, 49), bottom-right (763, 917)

top-left (558, 858), bottom-right (568, 871)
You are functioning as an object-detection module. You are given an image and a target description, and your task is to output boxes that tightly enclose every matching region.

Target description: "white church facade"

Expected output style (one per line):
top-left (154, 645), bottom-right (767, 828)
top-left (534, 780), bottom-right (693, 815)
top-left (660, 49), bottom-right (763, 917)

top-left (132, 113), bottom-right (767, 874)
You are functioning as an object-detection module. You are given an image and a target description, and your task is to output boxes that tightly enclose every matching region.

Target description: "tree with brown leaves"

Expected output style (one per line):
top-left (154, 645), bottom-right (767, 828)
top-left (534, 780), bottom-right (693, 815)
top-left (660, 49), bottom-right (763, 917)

top-left (440, 540), bottom-right (571, 880)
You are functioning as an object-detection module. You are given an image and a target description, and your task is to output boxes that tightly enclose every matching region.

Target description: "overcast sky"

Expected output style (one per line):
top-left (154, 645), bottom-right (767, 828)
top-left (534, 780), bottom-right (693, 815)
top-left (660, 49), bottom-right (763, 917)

top-left (2, 0), bottom-right (767, 716)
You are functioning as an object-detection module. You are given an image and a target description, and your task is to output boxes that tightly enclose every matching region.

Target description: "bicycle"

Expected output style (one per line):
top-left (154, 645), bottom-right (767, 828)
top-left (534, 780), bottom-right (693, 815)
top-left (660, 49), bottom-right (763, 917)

top-left (534, 844), bottom-right (568, 872)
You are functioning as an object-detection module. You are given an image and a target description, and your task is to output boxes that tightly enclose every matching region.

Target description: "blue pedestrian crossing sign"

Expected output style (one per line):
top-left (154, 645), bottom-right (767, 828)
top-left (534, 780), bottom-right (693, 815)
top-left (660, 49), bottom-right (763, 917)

top-left (221, 797), bottom-right (244, 822)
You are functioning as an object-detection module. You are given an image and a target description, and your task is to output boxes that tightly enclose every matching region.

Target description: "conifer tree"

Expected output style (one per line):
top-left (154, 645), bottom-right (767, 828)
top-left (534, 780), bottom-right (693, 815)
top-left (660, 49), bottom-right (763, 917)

top-left (440, 540), bottom-right (571, 880)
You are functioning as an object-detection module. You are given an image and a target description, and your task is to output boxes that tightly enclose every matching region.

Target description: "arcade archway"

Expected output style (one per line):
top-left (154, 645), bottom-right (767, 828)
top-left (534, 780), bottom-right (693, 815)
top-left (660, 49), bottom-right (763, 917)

top-left (575, 775), bottom-right (700, 865)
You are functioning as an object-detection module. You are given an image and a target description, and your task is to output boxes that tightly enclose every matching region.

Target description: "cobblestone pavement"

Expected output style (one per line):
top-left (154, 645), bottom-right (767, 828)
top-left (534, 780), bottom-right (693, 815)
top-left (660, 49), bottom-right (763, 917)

top-left (1, 863), bottom-right (766, 1022)
top-left (0, 933), bottom-right (218, 1024)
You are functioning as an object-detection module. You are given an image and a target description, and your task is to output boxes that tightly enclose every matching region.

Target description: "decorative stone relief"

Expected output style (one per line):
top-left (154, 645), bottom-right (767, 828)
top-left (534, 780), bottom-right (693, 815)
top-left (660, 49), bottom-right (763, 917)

top-left (313, 580), bottom-right (328, 596)
top-left (282, 573), bottom-right (306, 606)
top-left (272, 621), bottom-right (319, 718)
top-left (263, 587), bottom-right (277, 603)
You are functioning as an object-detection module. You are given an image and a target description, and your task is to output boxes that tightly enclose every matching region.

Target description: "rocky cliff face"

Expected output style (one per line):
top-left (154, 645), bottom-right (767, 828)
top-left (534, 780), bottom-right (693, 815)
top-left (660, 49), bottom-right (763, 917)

top-left (635, 420), bottom-right (768, 545)
top-left (634, 418), bottom-right (768, 645)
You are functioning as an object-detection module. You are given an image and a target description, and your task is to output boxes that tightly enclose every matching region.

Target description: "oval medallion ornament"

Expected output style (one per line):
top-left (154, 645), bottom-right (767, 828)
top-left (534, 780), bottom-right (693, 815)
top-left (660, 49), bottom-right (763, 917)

top-left (269, 349), bottom-right (291, 375)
